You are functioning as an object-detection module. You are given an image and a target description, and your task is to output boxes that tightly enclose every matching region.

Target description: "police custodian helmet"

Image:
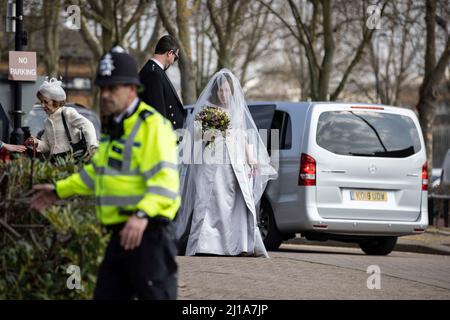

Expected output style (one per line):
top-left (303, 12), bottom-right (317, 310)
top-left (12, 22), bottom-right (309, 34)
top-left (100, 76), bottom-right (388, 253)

top-left (95, 46), bottom-right (141, 86)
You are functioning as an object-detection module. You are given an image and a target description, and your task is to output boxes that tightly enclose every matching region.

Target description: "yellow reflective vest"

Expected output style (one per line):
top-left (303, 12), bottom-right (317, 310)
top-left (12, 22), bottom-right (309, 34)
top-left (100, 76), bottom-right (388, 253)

top-left (55, 101), bottom-right (180, 225)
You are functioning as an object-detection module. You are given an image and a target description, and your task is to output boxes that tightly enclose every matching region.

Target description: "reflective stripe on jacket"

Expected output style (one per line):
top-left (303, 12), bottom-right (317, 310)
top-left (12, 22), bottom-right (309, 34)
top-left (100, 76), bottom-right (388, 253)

top-left (55, 101), bottom-right (180, 225)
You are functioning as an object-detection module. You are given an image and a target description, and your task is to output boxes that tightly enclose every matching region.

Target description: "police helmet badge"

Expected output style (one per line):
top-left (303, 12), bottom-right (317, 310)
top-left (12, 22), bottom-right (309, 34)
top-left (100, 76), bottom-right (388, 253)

top-left (99, 53), bottom-right (115, 76)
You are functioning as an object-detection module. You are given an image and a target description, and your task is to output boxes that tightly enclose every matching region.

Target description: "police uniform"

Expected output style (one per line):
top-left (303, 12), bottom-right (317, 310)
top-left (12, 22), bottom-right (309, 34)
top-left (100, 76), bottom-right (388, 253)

top-left (139, 59), bottom-right (186, 129)
top-left (55, 48), bottom-right (180, 299)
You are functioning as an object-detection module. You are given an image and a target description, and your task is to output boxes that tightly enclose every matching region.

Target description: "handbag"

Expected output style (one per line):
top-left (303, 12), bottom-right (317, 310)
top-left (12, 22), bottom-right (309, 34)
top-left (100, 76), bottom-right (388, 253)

top-left (61, 108), bottom-right (87, 160)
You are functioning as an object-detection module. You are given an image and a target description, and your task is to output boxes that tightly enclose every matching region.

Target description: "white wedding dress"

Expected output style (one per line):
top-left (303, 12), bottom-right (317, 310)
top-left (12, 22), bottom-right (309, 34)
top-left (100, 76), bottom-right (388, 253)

top-left (175, 69), bottom-right (277, 258)
top-left (185, 133), bottom-right (268, 257)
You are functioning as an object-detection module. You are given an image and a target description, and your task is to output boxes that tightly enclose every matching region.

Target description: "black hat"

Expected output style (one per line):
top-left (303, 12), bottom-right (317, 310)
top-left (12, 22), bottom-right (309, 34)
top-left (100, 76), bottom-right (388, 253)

top-left (95, 46), bottom-right (141, 86)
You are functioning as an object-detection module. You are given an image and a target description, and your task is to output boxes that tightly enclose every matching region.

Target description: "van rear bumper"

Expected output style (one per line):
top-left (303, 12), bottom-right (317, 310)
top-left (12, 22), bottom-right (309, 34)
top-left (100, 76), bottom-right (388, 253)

top-left (269, 190), bottom-right (429, 236)
top-left (275, 205), bottom-right (429, 236)
top-left (303, 217), bottom-right (428, 236)
top-left (303, 192), bottom-right (429, 236)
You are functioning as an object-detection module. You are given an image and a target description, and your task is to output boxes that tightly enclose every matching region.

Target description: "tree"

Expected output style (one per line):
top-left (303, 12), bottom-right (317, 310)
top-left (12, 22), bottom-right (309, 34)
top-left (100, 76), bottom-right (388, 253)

top-left (154, 0), bottom-right (277, 101)
top-left (364, 0), bottom-right (425, 105)
top-left (43, 0), bottom-right (62, 76)
top-left (68, 0), bottom-right (153, 60)
top-left (206, 0), bottom-right (250, 71)
top-left (284, 41), bottom-right (311, 100)
top-left (233, 0), bottom-right (277, 86)
top-left (1, 1), bottom-right (68, 77)
top-left (61, 0), bottom-right (160, 111)
top-left (260, 0), bottom-right (390, 101)
top-left (192, 0), bottom-right (216, 92)
top-left (156, 0), bottom-right (198, 104)
top-left (197, 0), bottom-right (276, 88)
top-left (416, 0), bottom-right (450, 175)
top-left (132, 14), bottom-right (162, 68)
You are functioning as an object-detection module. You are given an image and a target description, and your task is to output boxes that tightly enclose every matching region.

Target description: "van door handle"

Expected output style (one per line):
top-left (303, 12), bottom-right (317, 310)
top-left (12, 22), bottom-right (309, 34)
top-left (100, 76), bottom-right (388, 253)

top-left (407, 173), bottom-right (419, 177)
top-left (322, 170), bottom-right (346, 173)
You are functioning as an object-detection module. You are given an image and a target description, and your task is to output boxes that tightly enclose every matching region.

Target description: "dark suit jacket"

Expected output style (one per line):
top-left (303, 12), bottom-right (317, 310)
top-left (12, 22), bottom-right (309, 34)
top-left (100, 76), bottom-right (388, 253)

top-left (139, 60), bottom-right (186, 130)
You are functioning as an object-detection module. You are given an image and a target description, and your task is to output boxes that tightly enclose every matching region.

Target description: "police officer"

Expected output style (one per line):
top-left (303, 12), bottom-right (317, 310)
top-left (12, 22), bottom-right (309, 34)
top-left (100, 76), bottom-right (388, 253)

top-left (30, 47), bottom-right (180, 300)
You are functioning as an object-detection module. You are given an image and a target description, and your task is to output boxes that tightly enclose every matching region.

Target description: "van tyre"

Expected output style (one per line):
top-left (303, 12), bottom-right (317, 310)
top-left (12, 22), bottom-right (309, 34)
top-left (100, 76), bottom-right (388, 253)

top-left (359, 236), bottom-right (398, 256)
top-left (258, 197), bottom-right (283, 251)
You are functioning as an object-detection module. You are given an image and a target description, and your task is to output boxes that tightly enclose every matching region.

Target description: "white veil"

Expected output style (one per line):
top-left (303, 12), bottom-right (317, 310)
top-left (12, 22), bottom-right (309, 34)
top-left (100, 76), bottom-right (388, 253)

top-left (175, 69), bottom-right (278, 245)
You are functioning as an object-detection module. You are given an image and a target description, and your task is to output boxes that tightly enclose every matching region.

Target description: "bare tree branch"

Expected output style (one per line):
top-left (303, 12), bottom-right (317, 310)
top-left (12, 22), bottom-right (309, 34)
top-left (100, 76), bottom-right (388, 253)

top-left (79, 16), bottom-right (102, 59)
top-left (122, 0), bottom-right (150, 40)
top-left (156, 0), bottom-right (179, 37)
top-left (330, 0), bottom-right (389, 100)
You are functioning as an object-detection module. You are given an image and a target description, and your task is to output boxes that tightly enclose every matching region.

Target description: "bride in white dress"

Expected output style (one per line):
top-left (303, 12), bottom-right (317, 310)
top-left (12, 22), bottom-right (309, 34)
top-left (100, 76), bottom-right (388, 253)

top-left (175, 69), bottom-right (277, 257)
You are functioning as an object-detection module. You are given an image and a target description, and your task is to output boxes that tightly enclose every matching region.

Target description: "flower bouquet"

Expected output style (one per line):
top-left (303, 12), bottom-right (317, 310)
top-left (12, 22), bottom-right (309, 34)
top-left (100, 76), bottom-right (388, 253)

top-left (195, 106), bottom-right (230, 148)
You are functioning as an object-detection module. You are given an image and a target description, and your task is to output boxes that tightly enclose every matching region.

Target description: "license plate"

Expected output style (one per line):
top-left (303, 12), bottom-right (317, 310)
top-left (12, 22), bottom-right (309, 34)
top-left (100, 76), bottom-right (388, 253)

top-left (350, 190), bottom-right (388, 202)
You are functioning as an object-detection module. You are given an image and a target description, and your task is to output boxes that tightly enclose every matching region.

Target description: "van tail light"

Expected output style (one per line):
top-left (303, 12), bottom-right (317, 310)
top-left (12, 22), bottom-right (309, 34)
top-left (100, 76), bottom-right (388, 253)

top-left (422, 161), bottom-right (428, 191)
top-left (299, 153), bottom-right (316, 186)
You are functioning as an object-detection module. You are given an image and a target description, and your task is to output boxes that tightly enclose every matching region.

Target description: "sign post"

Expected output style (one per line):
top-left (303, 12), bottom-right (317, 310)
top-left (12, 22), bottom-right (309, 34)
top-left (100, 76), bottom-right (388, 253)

top-left (6, 0), bottom-right (27, 145)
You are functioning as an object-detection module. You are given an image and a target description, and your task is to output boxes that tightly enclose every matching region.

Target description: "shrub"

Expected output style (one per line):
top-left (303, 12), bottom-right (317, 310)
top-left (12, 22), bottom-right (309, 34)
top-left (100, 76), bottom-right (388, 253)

top-left (0, 157), bottom-right (108, 299)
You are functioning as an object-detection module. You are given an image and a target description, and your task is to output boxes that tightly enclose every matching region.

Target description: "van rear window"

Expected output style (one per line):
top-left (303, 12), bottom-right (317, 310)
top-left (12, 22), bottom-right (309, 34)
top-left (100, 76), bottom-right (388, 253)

top-left (316, 111), bottom-right (421, 158)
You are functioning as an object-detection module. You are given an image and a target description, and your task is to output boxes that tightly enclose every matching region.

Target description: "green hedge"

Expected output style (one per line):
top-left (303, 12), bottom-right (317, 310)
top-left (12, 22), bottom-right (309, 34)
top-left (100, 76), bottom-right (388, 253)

top-left (0, 157), bottom-right (108, 299)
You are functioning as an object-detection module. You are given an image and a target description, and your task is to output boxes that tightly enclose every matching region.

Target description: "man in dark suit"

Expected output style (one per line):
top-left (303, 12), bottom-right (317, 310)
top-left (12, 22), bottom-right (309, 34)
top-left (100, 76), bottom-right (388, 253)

top-left (139, 35), bottom-right (186, 130)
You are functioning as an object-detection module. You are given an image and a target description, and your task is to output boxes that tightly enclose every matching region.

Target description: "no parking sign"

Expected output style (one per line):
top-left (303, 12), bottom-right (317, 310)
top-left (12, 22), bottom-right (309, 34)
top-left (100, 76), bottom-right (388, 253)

top-left (8, 51), bottom-right (37, 81)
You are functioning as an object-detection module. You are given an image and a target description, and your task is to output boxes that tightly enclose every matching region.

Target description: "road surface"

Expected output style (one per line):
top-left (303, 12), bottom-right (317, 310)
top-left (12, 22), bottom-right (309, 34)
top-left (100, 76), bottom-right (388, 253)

top-left (177, 244), bottom-right (450, 300)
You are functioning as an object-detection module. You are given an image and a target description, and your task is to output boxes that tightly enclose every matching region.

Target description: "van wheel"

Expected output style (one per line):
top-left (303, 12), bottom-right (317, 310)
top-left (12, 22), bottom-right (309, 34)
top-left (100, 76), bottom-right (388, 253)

top-left (258, 197), bottom-right (283, 251)
top-left (359, 237), bottom-right (398, 256)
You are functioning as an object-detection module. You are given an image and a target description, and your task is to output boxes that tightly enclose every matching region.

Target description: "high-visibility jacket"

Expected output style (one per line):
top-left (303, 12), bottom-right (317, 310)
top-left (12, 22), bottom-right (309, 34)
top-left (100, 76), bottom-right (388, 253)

top-left (55, 101), bottom-right (180, 225)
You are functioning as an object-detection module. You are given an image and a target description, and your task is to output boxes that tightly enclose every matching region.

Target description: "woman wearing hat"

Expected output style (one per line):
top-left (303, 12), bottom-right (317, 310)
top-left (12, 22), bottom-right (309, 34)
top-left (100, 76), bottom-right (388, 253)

top-left (26, 78), bottom-right (98, 160)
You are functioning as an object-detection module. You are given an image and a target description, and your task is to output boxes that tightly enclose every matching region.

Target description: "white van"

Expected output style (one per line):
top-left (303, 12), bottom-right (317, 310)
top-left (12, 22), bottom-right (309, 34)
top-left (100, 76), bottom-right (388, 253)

top-left (248, 102), bottom-right (428, 255)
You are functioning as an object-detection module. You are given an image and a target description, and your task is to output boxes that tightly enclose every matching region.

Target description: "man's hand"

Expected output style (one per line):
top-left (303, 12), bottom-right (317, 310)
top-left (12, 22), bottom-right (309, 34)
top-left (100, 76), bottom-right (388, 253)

top-left (30, 184), bottom-right (59, 212)
top-left (120, 215), bottom-right (149, 250)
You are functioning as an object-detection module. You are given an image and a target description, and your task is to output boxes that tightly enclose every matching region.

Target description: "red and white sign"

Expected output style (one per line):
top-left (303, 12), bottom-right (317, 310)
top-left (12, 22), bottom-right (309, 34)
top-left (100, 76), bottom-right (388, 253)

top-left (8, 51), bottom-right (37, 81)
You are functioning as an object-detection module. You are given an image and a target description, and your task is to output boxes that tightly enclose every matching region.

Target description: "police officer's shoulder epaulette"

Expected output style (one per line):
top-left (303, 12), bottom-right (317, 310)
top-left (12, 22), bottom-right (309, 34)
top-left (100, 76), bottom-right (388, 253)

top-left (139, 109), bottom-right (154, 121)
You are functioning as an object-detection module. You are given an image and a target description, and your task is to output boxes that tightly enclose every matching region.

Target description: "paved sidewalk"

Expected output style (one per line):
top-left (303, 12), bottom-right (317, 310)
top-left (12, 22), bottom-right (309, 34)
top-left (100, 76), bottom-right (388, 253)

top-left (397, 227), bottom-right (450, 255)
top-left (287, 226), bottom-right (450, 255)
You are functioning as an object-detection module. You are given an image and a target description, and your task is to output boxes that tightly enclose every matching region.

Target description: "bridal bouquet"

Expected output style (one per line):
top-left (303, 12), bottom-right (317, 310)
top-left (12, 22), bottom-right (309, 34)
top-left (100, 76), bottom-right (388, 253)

top-left (195, 106), bottom-right (230, 132)
top-left (195, 106), bottom-right (231, 148)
